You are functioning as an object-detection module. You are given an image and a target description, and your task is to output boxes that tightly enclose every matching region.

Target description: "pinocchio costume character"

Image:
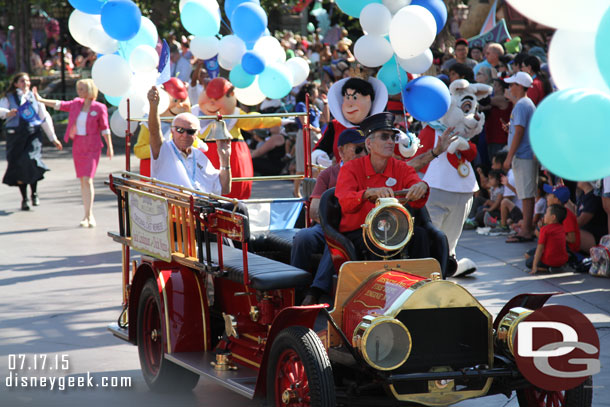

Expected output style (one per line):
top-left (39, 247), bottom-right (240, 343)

top-left (134, 78), bottom-right (192, 176)
top-left (193, 77), bottom-right (280, 199)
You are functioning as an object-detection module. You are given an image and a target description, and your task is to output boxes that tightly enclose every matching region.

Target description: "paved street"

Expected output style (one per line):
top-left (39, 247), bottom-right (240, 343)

top-left (0, 140), bottom-right (608, 407)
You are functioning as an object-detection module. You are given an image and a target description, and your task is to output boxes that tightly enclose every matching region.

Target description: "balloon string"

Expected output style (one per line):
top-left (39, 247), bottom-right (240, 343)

top-left (393, 54), bottom-right (409, 130)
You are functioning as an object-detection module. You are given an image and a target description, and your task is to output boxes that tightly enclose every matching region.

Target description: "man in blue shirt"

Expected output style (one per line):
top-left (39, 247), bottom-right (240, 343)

top-left (503, 72), bottom-right (537, 242)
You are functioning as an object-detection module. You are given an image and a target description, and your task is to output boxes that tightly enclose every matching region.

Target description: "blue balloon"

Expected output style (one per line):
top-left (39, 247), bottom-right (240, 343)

top-left (259, 64), bottom-right (292, 99)
top-left (241, 50), bottom-right (266, 75)
top-left (531, 89), bottom-right (610, 181)
top-left (411, 0), bottom-right (447, 34)
top-left (595, 7), bottom-right (610, 89)
top-left (335, 0), bottom-right (382, 18)
top-left (402, 76), bottom-right (450, 122)
top-left (68, 0), bottom-right (108, 14)
top-left (376, 58), bottom-right (408, 96)
top-left (101, 0), bottom-right (142, 41)
top-left (231, 3), bottom-right (267, 43)
top-left (181, 1), bottom-right (220, 38)
top-left (104, 93), bottom-right (122, 106)
top-left (229, 64), bottom-right (256, 88)
top-left (224, 0), bottom-right (259, 20)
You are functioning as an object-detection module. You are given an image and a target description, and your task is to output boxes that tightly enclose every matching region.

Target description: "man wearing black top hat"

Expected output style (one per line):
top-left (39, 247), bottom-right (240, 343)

top-left (335, 112), bottom-right (430, 260)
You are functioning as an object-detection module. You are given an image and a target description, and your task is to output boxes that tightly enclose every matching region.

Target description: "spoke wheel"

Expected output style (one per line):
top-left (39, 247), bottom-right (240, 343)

top-left (137, 279), bottom-right (199, 392)
top-left (517, 377), bottom-right (592, 407)
top-left (267, 326), bottom-right (335, 407)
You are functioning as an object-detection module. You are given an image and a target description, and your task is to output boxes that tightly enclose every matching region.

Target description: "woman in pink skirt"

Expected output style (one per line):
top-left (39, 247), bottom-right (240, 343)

top-left (35, 79), bottom-right (113, 227)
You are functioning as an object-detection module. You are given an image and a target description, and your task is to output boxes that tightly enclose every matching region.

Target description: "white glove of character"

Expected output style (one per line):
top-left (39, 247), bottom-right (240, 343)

top-left (447, 137), bottom-right (469, 154)
top-left (311, 149), bottom-right (332, 168)
top-left (397, 130), bottom-right (420, 159)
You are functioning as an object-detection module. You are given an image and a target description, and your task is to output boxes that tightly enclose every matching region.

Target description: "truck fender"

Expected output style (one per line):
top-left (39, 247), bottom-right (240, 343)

top-left (493, 292), bottom-right (559, 330)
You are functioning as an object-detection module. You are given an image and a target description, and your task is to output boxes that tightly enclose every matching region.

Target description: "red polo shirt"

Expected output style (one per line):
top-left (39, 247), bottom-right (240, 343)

top-left (539, 222), bottom-right (569, 267)
top-left (335, 155), bottom-right (429, 233)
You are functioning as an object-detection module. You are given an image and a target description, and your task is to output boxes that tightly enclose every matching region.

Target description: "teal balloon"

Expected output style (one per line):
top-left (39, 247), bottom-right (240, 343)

top-left (530, 88), bottom-right (610, 181)
top-left (259, 64), bottom-right (292, 99)
top-left (69, 0), bottom-right (107, 14)
top-left (376, 58), bottom-right (408, 95)
top-left (307, 22), bottom-right (315, 33)
top-left (229, 64), bottom-right (255, 88)
top-left (335, 0), bottom-right (382, 18)
top-left (181, 1), bottom-right (220, 38)
top-left (595, 7), bottom-right (610, 89)
top-left (104, 93), bottom-right (122, 106)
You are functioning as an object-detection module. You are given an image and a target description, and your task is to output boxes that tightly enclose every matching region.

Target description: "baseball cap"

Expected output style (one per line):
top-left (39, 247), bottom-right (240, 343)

top-left (338, 128), bottom-right (366, 146)
top-left (455, 38), bottom-right (469, 47)
top-left (163, 78), bottom-right (188, 101)
top-left (543, 184), bottom-right (570, 204)
top-left (504, 71), bottom-right (533, 88)
top-left (205, 77), bottom-right (234, 100)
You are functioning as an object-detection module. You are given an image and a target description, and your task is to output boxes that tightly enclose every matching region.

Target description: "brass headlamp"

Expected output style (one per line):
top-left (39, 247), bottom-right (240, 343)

top-left (362, 197), bottom-right (414, 259)
top-left (495, 307), bottom-right (533, 357)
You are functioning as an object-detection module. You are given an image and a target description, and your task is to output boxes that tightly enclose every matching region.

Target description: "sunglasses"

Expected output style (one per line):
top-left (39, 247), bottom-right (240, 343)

top-left (354, 145), bottom-right (366, 154)
top-left (377, 132), bottom-right (399, 142)
top-left (173, 126), bottom-right (198, 136)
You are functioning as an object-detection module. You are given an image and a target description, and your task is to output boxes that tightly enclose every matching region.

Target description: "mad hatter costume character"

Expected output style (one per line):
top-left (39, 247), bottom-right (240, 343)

top-left (193, 77), bottom-right (281, 199)
top-left (412, 79), bottom-right (492, 276)
top-left (312, 77), bottom-right (388, 166)
top-left (134, 78), bottom-right (193, 177)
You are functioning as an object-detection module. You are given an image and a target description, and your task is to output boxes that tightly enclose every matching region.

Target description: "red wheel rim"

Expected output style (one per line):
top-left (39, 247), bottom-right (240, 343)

top-left (275, 349), bottom-right (310, 406)
top-left (142, 295), bottom-right (162, 376)
top-left (523, 387), bottom-right (566, 407)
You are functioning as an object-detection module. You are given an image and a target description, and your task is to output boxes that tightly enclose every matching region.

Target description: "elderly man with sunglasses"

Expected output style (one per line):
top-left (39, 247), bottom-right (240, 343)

top-left (147, 86), bottom-right (232, 195)
top-left (335, 112), bottom-right (430, 260)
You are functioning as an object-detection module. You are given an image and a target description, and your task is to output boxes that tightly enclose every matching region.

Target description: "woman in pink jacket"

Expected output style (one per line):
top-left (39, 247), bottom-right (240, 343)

top-left (35, 79), bottom-right (113, 227)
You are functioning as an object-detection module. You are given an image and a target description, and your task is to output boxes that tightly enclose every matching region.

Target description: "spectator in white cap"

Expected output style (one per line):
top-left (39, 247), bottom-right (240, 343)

top-left (503, 71), bottom-right (537, 243)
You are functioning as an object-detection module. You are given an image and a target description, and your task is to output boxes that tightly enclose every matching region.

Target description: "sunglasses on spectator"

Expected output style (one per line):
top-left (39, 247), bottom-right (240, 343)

top-left (377, 132), bottom-right (399, 142)
top-left (173, 126), bottom-right (198, 136)
top-left (354, 144), bottom-right (366, 154)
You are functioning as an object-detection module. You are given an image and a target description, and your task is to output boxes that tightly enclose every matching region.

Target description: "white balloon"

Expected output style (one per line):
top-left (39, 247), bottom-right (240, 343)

top-left (92, 54), bottom-right (133, 98)
top-left (218, 55), bottom-right (237, 71)
top-left (218, 35), bottom-right (246, 69)
top-left (389, 5), bottom-right (436, 59)
top-left (285, 57), bottom-right (310, 86)
top-left (382, 0), bottom-right (411, 14)
top-left (129, 45), bottom-right (159, 73)
top-left (354, 35), bottom-right (393, 68)
top-left (68, 10), bottom-right (100, 48)
top-left (549, 29), bottom-right (610, 94)
top-left (87, 26), bottom-right (119, 55)
top-left (190, 36), bottom-right (220, 60)
top-left (396, 49), bottom-right (433, 74)
top-left (118, 88), bottom-right (149, 120)
top-left (157, 87), bottom-right (170, 114)
top-left (360, 3), bottom-right (392, 36)
top-left (506, 0), bottom-right (609, 32)
top-left (254, 36), bottom-right (286, 65)
top-left (110, 109), bottom-right (138, 138)
top-left (234, 77), bottom-right (266, 106)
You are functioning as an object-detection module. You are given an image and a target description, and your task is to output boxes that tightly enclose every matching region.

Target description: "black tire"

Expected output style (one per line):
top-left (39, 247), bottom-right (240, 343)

top-left (516, 376), bottom-right (592, 407)
top-left (137, 279), bottom-right (199, 392)
top-left (266, 326), bottom-right (335, 407)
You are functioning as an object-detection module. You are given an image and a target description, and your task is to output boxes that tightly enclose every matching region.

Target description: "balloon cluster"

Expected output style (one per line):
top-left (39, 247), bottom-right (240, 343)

top-left (506, 0), bottom-right (610, 180)
top-left (337, 0), bottom-right (450, 121)
top-left (68, 0), bottom-right (169, 137)
top-left (180, 0), bottom-right (311, 106)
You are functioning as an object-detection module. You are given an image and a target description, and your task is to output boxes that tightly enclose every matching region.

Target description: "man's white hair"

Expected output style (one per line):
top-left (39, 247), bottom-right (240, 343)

top-left (171, 112), bottom-right (200, 130)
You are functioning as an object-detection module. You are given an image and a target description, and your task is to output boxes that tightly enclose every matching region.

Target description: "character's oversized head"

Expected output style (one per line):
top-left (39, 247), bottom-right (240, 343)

top-left (162, 78), bottom-right (191, 116)
top-left (327, 77), bottom-right (388, 128)
top-left (439, 79), bottom-right (492, 140)
top-left (198, 77), bottom-right (237, 116)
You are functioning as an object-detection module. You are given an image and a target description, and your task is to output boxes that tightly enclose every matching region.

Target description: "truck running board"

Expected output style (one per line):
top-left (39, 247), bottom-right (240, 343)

top-left (107, 323), bottom-right (129, 341)
top-left (165, 352), bottom-right (257, 399)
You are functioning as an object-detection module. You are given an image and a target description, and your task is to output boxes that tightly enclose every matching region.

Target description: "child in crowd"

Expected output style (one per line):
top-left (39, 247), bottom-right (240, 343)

top-left (488, 152), bottom-right (522, 235)
top-left (533, 180), bottom-right (547, 228)
top-left (526, 204), bottom-right (569, 274)
top-left (469, 169), bottom-right (504, 227)
top-left (544, 184), bottom-right (580, 255)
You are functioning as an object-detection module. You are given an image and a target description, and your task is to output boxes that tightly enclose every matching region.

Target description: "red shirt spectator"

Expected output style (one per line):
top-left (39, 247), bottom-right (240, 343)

top-left (563, 209), bottom-right (580, 253)
top-left (539, 222), bottom-right (569, 267)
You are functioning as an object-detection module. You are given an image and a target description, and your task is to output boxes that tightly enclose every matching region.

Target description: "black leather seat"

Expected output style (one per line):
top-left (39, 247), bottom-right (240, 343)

top-left (318, 188), bottom-right (450, 278)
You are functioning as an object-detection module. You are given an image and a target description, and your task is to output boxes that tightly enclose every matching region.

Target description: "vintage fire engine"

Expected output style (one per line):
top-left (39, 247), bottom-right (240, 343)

top-left (107, 113), bottom-right (592, 407)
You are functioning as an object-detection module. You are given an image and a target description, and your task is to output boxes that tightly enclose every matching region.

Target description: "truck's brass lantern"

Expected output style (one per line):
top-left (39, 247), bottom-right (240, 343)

top-left (495, 307), bottom-right (533, 357)
top-left (362, 198), bottom-right (414, 254)
top-left (353, 315), bottom-right (412, 371)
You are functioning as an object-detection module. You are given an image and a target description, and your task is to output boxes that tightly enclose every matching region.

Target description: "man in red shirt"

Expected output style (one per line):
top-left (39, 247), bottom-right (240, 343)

top-left (527, 204), bottom-right (569, 274)
top-left (335, 112), bottom-right (429, 260)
